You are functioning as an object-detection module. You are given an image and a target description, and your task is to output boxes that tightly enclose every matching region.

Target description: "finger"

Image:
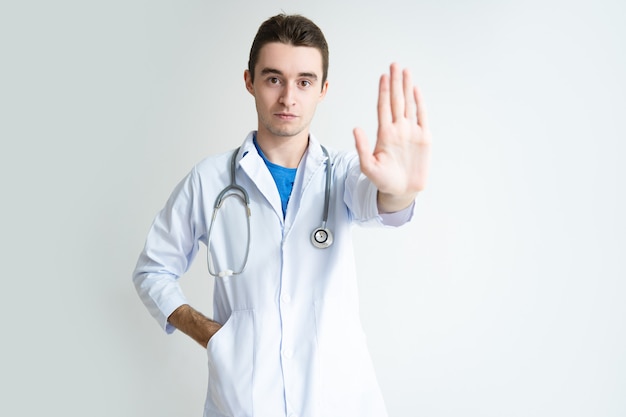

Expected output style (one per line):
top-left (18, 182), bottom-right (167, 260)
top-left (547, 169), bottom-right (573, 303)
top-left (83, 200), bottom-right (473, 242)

top-left (403, 68), bottom-right (417, 121)
top-left (353, 127), bottom-right (375, 175)
top-left (414, 85), bottom-right (430, 132)
top-left (390, 63), bottom-right (404, 122)
top-left (377, 74), bottom-right (392, 126)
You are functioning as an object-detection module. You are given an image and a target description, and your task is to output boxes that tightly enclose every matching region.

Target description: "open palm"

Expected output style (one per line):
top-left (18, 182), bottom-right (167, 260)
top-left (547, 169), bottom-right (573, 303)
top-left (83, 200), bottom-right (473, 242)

top-left (354, 63), bottom-right (431, 212)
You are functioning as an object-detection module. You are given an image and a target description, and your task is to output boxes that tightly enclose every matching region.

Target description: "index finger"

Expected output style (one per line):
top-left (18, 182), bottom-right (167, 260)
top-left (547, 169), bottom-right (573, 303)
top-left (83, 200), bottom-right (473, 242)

top-left (377, 73), bottom-right (392, 126)
top-left (415, 85), bottom-right (430, 132)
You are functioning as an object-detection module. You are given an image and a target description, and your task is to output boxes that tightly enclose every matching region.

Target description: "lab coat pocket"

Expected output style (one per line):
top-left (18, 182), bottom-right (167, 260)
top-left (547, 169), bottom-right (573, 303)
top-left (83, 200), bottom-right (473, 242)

top-left (314, 300), bottom-right (384, 415)
top-left (205, 309), bottom-right (255, 417)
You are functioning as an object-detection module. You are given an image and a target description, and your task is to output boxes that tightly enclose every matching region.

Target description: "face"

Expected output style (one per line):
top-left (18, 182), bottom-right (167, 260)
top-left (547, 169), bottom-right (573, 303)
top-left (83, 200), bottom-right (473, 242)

top-left (245, 42), bottom-right (328, 144)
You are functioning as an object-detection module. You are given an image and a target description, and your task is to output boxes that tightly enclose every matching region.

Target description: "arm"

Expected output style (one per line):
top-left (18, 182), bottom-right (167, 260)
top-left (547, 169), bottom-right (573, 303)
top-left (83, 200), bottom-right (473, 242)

top-left (353, 63), bottom-right (432, 213)
top-left (132, 169), bottom-right (204, 333)
top-left (168, 304), bottom-right (222, 348)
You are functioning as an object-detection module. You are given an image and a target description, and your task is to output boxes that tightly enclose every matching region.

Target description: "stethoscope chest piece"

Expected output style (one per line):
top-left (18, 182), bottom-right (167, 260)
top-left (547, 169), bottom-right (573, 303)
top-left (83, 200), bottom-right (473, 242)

top-left (310, 145), bottom-right (334, 249)
top-left (311, 226), bottom-right (333, 249)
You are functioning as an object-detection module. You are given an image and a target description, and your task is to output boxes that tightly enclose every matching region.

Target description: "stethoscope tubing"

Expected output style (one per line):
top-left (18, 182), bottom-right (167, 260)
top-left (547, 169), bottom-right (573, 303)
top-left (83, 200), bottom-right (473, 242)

top-left (207, 145), bottom-right (332, 277)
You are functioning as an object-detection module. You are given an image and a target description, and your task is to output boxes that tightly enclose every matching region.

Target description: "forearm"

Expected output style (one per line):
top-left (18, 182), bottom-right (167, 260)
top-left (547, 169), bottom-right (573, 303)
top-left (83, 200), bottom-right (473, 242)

top-left (167, 304), bottom-right (221, 348)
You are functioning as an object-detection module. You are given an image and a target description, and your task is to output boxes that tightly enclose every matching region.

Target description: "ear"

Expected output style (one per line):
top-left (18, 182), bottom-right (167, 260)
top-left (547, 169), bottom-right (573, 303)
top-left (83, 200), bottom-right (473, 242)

top-left (244, 69), bottom-right (255, 95)
top-left (318, 80), bottom-right (329, 102)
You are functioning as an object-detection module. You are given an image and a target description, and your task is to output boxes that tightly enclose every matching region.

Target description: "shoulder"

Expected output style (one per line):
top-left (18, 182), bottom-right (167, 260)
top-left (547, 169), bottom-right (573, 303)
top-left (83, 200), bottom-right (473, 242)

top-left (308, 137), bottom-right (357, 169)
top-left (194, 149), bottom-right (235, 176)
top-left (324, 148), bottom-right (359, 175)
top-left (194, 131), bottom-right (256, 177)
top-left (171, 149), bottom-right (236, 198)
top-left (327, 148), bottom-right (357, 163)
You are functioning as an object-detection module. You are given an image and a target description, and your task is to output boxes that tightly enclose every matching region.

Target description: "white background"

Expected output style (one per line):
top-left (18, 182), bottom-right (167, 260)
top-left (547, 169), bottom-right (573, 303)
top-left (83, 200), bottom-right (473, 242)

top-left (1, 0), bottom-right (625, 416)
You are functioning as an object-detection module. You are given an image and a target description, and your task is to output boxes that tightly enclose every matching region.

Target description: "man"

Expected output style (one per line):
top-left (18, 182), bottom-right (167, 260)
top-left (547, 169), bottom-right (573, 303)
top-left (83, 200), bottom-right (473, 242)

top-left (133, 13), bottom-right (431, 417)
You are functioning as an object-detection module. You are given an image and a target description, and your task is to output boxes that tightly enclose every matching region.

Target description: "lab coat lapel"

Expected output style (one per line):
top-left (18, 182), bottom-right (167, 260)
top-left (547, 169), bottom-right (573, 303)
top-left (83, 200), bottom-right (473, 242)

top-left (284, 135), bottom-right (327, 228)
top-left (239, 145), bottom-right (284, 222)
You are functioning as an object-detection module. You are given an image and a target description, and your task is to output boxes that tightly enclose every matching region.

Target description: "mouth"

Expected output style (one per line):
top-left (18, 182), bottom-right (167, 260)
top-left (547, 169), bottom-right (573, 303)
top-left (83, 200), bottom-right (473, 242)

top-left (274, 112), bottom-right (298, 120)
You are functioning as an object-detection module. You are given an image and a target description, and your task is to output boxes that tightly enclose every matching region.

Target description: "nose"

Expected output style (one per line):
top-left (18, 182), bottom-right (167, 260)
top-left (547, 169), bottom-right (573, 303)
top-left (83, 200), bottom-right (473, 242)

top-left (278, 83), bottom-right (295, 106)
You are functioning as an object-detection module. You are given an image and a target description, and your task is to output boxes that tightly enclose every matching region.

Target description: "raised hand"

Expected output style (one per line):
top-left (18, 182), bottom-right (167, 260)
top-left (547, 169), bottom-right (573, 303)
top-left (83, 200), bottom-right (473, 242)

top-left (353, 63), bottom-right (431, 213)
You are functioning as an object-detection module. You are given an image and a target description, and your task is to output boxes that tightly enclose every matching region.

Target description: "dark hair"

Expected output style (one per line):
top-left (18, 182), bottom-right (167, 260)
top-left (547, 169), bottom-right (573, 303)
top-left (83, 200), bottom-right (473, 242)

top-left (248, 14), bottom-right (329, 85)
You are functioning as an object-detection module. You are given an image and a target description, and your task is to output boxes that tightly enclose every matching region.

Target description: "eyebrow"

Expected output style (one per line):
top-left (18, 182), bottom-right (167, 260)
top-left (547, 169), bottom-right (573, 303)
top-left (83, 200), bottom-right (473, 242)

top-left (260, 67), bottom-right (319, 80)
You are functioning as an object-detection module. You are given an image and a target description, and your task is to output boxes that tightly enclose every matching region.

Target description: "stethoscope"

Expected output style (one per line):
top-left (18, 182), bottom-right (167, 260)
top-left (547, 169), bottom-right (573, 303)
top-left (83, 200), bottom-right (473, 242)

top-left (206, 145), bottom-right (333, 278)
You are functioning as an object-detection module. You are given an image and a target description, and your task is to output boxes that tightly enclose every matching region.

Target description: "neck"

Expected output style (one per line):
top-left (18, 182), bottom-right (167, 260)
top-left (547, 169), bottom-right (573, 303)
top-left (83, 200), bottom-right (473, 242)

top-left (254, 130), bottom-right (309, 168)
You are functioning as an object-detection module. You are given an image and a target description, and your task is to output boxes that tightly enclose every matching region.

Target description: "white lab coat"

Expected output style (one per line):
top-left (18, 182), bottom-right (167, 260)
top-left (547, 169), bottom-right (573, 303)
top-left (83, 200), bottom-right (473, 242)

top-left (133, 132), bottom-right (413, 417)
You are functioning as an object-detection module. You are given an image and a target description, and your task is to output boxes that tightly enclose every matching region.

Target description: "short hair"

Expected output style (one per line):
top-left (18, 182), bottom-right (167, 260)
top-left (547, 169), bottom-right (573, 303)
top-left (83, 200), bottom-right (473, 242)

top-left (248, 14), bottom-right (329, 85)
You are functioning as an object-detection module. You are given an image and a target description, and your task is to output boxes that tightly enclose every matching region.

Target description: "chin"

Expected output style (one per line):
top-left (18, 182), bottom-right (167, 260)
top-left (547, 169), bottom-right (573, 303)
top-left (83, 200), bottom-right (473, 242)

top-left (268, 126), bottom-right (304, 138)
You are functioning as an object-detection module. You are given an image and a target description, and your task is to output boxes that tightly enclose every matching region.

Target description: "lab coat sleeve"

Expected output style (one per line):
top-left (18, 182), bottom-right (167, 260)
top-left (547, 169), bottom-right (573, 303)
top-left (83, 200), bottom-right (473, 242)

top-left (132, 166), bottom-right (205, 333)
top-left (343, 153), bottom-right (415, 227)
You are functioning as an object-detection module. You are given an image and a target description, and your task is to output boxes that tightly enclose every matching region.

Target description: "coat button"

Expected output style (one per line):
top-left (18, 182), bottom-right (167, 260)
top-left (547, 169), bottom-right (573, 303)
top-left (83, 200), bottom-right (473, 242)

top-left (283, 349), bottom-right (293, 359)
top-left (281, 293), bottom-right (291, 303)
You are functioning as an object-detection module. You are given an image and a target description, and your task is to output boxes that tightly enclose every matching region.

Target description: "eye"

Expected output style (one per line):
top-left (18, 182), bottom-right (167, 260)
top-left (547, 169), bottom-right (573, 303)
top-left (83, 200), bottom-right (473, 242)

top-left (268, 77), bottom-right (281, 85)
top-left (299, 80), bottom-right (312, 88)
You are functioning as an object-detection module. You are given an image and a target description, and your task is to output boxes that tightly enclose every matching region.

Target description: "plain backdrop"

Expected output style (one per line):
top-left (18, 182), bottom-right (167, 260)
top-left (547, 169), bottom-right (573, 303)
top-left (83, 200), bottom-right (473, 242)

top-left (1, 0), bottom-right (624, 416)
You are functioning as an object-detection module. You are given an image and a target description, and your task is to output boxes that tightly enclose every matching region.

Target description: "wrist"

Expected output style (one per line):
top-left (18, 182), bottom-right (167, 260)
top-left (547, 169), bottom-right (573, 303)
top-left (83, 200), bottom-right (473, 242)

top-left (377, 191), bottom-right (417, 213)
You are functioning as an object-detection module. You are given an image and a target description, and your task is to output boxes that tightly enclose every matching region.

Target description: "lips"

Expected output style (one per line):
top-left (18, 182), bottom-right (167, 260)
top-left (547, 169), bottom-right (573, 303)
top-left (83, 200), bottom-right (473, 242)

top-left (275, 112), bottom-right (298, 120)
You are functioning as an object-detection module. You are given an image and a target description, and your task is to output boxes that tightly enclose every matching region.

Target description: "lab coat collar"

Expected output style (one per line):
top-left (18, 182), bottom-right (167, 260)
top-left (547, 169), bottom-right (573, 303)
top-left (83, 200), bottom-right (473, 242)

top-left (235, 131), bottom-right (327, 165)
top-left (237, 132), bottom-right (282, 221)
top-left (235, 131), bottom-right (328, 171)
top-left (235, 131), bottom-right (329, 224)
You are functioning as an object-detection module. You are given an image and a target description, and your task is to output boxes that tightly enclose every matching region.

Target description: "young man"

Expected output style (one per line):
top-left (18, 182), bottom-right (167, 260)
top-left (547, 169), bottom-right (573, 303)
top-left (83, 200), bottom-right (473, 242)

top-left (133, 13), bottom-right (431, 417)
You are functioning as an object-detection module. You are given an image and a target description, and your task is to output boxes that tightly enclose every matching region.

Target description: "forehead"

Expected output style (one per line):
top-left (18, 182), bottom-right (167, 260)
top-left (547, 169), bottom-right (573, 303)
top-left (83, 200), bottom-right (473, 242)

top-left (255, 42), bottom-right (323, 76)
